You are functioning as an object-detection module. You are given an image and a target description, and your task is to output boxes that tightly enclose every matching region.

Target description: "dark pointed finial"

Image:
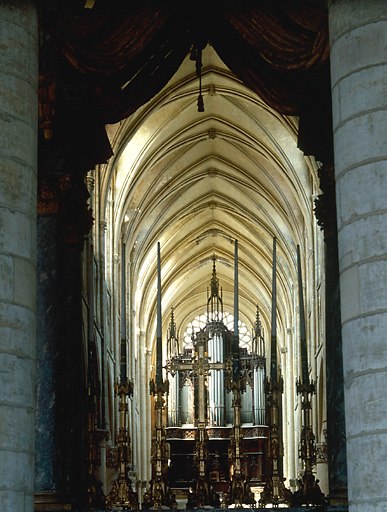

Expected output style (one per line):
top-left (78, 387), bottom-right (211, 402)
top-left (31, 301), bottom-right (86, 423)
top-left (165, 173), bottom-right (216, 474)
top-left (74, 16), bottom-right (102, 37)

top-left (156, 242), bottom-right (162, 384)
top-left (297, 245), bottom-right (309, 385)
top-left (170, 306), bottom-right (176, 338)
top-left (167, 306), bottom-right (179, 358)
top-left (233, 239), bottom-right (240, 381)
top-left (255, 305), bottom-right (261, 336)
top-left (197, 93), bottom-right (204, 112)
top-left (208, 252), bottom-right (223, 323)
top-left (193, 46), bottom-right (204, 112)
top-left (210, 254), bottom-right (219, 297)
top-left (120, 243), bottom-right (127, 383)
top-left (270, 237), bottom-right (277, 381)
top-left (234, 240), bottom-right (239, 337)
top-left (253, 304), bottom-right (265, 357)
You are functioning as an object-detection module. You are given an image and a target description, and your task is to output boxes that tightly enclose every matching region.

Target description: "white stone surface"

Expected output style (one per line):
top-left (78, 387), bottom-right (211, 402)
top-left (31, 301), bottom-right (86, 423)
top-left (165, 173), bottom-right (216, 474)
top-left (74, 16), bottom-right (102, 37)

top-left (335, 65), bottom-right (387, 126)
top-left (0, 2), bottom-right (38, 512)
top-left (342, 313), bottom-right (387, 374)
top-left (347, 432), bottom-right (387, 506)
top-left (329, 1), bottom-right (387, 510)
top-left (333, 110), bottom-right (386, 175)
top-left (338, 263), bottom-right (360, 323)
top-left (0, 302), bottom-right (36, 359)
top-left (338, 213), bottom-right (387, 264)
top-left (330, 20), bottom-right (387, 87)
top-left (337, 163), bottom-right (387, 228)
top-left (329, 0), bottom-right (387, 45)
top-left (344, 370), bottom-right (387, 437)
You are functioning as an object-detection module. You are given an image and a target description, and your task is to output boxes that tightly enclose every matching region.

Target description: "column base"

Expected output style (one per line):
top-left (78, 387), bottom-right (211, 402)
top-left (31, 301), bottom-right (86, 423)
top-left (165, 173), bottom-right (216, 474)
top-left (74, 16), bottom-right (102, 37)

top-left (34, 492), bottom-right (72, 511)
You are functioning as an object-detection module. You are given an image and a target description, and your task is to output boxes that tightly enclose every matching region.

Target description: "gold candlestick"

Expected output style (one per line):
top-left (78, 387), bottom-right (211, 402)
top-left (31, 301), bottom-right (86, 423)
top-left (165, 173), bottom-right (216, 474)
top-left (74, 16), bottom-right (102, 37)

top-left (143, 379), bottom-right (177, 510)
top-left (259, 238), bottom-right (292, 507)
top-left (106, 380), bottom-right (138, 510)
top-left (292, 379), bottom-right (326, 506)
top-left (291, 246), bottom-right (325, 506)
top-left (224, 377), bottom-right (256, 508)
top-left (259, 375), bottom-right (293, 507)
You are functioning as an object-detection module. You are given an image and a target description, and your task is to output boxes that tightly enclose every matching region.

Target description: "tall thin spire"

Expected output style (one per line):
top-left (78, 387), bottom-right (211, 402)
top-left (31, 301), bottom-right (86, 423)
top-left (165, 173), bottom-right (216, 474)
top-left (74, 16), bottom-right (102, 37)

top-left (156, 242), bottom-right (162, 383)
top-left (210, 253), bottom-right (219, 297)
top-left (233, 240), bottom-right (240, 381)
top-left (270, 237), bottom-right (277, 381)
top-left (207, 253), bottom-right (223, 323)
top-left (297, 245), bottom-right (308, 385)
top-left (120, 243), bottom-right (127, 383)
top-left (253, 305), bottom-right (264, 357)
top-left (167, 306), bottom-right (179, 358)
top-left (234, 240), bottom-right (239, 336)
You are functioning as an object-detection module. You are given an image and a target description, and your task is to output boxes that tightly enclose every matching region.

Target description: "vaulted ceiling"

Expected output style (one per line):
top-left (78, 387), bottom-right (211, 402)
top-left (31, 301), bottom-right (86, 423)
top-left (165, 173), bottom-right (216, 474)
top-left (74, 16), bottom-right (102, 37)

top-left (39, 2), bottom-right (328, 356)
top-left (100, 45), bottom-right (323, 353)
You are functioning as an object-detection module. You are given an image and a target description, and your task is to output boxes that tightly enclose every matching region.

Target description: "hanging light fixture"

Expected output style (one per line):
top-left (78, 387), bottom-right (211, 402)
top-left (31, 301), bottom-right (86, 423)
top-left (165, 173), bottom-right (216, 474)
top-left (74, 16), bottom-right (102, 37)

top-left (190, 43), bottom-right (205, 112)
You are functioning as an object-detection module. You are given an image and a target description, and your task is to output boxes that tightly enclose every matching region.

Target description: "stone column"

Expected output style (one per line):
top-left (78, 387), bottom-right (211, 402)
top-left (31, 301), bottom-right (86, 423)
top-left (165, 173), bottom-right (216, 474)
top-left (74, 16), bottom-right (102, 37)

top-left (329, 2), bottom-right (387, 511)
top-left (0, 3), bottom-right (38, 512)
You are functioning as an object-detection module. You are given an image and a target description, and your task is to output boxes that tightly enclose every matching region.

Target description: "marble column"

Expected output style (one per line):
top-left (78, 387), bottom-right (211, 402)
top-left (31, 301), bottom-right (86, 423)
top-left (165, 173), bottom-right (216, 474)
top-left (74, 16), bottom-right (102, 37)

top-left (329, 2), bottom-right (387, 511)
top-left (0, 3), bottom-right (38, 512)
top-left (35, 216), bottom-right (67, 497)
top-left (35, 173), bottom-right (92, 509)
top-left (325, 219), bottom-right (348, 503)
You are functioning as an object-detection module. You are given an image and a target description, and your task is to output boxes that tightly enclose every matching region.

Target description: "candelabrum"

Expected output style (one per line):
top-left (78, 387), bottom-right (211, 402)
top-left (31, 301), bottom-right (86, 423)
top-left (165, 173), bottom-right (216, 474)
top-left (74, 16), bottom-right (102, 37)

top-left (223, 376), bottom-right (255, 508)
top-left (187, 425), bottom-right (220, 508)
top-left (291, 379), bottom-right (326, 507)
top-left (259, 376), bottom-right (293, 508)
top-left (142, 379), bottom-right (177, 510)
top-left (106, 380), bottom-right (139, 510)
top-left (85, 380), bottom-right (107, 509)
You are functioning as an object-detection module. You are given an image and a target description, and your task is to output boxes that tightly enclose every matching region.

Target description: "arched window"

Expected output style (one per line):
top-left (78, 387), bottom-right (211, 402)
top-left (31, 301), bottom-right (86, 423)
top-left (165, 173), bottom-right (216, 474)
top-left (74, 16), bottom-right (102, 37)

top-left (183, 311), bottom-right (251, 350)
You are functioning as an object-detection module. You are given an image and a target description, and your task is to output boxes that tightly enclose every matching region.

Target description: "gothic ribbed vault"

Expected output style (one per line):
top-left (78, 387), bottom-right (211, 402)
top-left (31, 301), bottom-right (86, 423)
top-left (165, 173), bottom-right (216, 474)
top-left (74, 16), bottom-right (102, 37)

top-left (98, 45), bottom-right (325, 439)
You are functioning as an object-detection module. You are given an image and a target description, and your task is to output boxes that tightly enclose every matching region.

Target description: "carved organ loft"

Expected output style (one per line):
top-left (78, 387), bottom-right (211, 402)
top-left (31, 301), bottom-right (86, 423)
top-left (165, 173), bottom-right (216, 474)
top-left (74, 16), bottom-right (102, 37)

top-left (165, 256), bottom-right (267, 498)
top-left (139, 238), bottom-right (325, 509)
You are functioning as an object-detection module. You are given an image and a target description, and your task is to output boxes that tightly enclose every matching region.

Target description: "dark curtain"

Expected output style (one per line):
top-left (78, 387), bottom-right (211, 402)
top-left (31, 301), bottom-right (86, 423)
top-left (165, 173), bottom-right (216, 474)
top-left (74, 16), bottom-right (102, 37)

top-left (39, 0), bottom-right (331, 163)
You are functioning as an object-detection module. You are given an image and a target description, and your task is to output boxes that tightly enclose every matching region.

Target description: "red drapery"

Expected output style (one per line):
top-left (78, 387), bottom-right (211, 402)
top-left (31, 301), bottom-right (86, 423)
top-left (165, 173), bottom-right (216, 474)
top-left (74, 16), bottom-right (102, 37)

top-left (39, 0), bottom-right (331, 162)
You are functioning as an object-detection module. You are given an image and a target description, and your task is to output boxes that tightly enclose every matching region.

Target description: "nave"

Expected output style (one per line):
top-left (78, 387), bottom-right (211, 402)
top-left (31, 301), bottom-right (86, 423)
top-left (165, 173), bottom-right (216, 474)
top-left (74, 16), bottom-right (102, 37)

top-left (85, 43), bottom-right (330, 510)
top-left (7, 2), bottom-right (387, 512)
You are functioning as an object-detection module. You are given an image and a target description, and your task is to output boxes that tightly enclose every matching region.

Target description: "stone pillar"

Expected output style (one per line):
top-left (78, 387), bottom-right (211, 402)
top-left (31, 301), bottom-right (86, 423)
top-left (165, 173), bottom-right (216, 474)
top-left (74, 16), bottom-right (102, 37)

top-left (329, 2), bottom-right (387, 511)
top-left (0, 3), bottom-right (38, 512)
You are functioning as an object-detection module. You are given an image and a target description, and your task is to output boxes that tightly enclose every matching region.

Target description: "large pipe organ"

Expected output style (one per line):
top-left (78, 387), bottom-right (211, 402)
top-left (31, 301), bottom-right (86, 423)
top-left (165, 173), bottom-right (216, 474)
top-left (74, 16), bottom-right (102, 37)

top-left (140, 242), bottom-right (325, 509)
top-left (165, 257), bottom-right (268, 498)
